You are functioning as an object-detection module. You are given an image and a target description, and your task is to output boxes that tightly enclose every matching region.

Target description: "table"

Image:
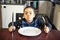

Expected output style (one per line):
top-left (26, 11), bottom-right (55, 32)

top-left (0, 28), bottom-right (60, 40)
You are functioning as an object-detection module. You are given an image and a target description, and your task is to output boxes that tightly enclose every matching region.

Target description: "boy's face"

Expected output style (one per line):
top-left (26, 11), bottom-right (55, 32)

top-left (24, 8), bottom-right (35, 23)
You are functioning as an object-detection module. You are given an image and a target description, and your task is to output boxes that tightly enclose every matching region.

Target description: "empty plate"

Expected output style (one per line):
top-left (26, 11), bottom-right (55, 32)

top-left (18, 27), bottom-right (41, 36)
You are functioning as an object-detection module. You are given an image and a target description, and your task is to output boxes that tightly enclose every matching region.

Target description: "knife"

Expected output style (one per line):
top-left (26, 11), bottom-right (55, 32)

top-left (12, 12), bottom-right (14, 40)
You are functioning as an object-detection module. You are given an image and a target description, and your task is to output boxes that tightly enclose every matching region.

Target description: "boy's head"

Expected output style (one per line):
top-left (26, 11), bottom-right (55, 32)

top-left (23, 6), bottom-right (35, 23)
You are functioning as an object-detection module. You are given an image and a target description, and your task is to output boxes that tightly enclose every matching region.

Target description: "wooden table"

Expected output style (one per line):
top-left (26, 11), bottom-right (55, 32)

top-left (0, 28), bottom-right (60, 40)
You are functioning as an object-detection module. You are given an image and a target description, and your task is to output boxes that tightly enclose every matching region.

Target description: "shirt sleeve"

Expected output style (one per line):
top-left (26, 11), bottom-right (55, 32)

top-left (8, 20), bottom-right (21, 29)
top-left (45, 22), bottom-right (52, 30)
top-left (38, 16), bottom-right (45, 30)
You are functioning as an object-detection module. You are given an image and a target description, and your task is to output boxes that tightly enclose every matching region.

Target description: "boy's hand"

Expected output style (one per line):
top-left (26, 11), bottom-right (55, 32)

top-left (8, 26), bottom-right (16, 32)
top-left (44, 25), bottom-right (50, 33)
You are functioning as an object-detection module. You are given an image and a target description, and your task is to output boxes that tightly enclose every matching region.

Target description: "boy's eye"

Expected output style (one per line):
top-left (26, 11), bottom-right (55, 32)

top-left (25, 13), bottom-right (27, 14)
top-left (30, 13), bottom-right (32, 14)
top-left (25, 12), bottom-right (27, 14)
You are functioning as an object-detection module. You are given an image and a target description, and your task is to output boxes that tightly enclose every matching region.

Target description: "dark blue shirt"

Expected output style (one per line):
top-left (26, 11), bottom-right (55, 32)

top-left (21, 18), bottom-right (39, 28)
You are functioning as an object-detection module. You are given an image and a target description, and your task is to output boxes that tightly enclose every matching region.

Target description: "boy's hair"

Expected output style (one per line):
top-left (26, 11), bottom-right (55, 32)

top-left (24, 6), bottom-right (35, 13)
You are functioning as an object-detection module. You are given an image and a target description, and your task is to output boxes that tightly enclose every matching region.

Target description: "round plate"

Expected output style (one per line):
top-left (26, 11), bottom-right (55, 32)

top-left (18, 27), bottom-right (41, 36)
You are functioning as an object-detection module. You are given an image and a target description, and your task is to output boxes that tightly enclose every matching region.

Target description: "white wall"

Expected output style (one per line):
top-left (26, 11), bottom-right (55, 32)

top-left (2, 5), bottom-right (25, 28)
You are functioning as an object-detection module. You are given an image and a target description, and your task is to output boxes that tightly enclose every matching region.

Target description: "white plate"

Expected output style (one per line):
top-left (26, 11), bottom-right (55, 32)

top-left (18, 27), bottom-right (41, 36)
